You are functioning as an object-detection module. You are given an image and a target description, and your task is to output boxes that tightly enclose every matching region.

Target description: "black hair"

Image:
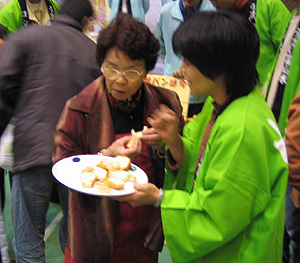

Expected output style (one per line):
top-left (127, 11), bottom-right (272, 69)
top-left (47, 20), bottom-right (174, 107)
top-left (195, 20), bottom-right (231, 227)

top-left (96, 13), bottom-right (160, 72)
top-left (172, 10), bottom-right (260, 99)
top-left (59, 0), bottom-right (93, 23)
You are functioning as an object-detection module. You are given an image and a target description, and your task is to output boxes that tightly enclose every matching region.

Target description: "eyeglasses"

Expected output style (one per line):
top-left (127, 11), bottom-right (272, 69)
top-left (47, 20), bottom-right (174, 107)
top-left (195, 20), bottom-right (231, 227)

top-left (101, 66), bottom-right (144, 81)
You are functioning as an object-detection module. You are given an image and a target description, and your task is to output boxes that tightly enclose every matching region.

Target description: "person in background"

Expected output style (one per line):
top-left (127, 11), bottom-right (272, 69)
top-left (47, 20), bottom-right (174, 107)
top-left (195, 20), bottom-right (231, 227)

top-left (157, 0), bottom-right (215, 117)
top-left (0, 0), bottom-right (60, 34)
top-left (212, 0), bottom-right (290, 90)
top-left (0, 24), bottom-right (6, 55)
top-left (264, 0), bottom-right (300, 261)
top-left (285, 89), bottom-right (300, 263)
top-left (0, 23), bottom-right (10, 263)
top-left (117, 10), bottom-right (288, 263)
top-left (161, 0), bottom-right (174, 5)
top-left (52, 12), bottom-right (184, 263)
top-left (108, 0), bottom-right (149, 23)
top-left (0, 0), bottom-right (100, 261)
top-left (0, 23), bottom-right (8, 213)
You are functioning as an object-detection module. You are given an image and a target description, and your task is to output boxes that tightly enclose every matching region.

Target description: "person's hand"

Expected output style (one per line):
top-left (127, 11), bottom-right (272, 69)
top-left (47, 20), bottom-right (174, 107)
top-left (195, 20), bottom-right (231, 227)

top-left (113, 183), bottom-right (160, 207)
top-left (148, 104), bottom-right (184, 165)
top-left (172, 69), bottom-right (184, 79)
top-left (141, 127), bottom-right (165, 151)
top-left (147, 104), bottom-right (181, 148)
top-left (292, 187), bottom-right (300, 209)
top-left (103, 135), bottom-right (142, 159)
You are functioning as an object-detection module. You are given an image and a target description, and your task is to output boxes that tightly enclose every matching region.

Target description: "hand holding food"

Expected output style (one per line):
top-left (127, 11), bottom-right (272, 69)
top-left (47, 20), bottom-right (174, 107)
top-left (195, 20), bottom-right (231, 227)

top-left (141, 127), bottom-right (165, 151)
top-left (102, 135), bottom-right (142, 159)
top-left (126, 126), bottom-right (148, 148)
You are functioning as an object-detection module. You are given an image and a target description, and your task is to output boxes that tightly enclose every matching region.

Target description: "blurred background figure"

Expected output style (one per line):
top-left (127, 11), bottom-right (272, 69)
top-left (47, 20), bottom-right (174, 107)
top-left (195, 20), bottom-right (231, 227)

top-left (264, 0), bottom-right (300, 261)
top-left (0, 22), bottom-right (10, 263)
top-left (108, 0), bottom-right (149, 22)
top-left (53, 12), bottom-right (184, 263)
top-left (157, 0), bottom-right (215, 117)
top-left (286, 90), bottom-right (300, 263)
top-left (161, 0), bottom-right (174, 5)
top-left (0, 0), bottom-right (100, 261)
top-left (212, 0), bottom-right (291, 91)
top-left (0, 23), bottom-right (8, 213)
top-left (0, 0), bottom-right (60, 34)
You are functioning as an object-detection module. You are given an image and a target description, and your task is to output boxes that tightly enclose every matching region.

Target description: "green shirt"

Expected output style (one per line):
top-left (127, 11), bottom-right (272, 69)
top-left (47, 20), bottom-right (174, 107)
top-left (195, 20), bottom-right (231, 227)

top-left (162, 89), bottom-right (288, 263)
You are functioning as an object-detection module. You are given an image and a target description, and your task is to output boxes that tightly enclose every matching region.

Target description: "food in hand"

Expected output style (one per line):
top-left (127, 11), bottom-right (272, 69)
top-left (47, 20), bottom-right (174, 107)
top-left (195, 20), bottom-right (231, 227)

top-left (126, 126), bottom-right (148, 148)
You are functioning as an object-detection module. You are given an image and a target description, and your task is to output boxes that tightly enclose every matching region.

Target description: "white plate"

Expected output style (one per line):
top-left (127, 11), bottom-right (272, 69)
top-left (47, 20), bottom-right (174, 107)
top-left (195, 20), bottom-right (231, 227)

top-left (52, 154), bottom-right (148, 196)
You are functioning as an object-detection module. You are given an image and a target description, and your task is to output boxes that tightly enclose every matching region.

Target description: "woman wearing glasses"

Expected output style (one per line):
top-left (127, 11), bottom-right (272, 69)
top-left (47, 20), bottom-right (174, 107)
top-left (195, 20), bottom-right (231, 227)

top-left (52, 13), bottom-right (184, 263)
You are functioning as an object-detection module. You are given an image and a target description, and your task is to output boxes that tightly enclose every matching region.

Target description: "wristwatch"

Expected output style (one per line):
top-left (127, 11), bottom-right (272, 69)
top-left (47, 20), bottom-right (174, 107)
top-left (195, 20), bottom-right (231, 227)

top-left (153, 188), bottom-right (165, 207)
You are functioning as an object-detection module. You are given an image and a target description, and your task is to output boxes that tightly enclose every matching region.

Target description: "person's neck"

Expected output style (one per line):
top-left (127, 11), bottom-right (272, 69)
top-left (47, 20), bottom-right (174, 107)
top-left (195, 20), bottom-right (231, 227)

top-left (209, 77), bottom-right (229, 107)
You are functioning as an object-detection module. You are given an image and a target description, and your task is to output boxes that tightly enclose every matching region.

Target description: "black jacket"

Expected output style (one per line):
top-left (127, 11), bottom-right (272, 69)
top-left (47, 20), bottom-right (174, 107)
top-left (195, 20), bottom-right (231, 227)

top-left (0, 15), bottom-right (100, 172)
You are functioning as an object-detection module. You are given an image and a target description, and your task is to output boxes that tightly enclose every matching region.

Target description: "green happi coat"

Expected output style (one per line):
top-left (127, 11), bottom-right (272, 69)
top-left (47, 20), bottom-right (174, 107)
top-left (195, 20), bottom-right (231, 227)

top-left (255, 0), bottom-right (291, 89)
top-left (162, 88), bottom-right (288, 263)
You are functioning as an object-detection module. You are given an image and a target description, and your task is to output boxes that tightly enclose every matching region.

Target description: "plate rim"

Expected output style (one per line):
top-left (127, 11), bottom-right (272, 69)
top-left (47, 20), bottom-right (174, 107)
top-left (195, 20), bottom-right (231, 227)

top-left (52, 154), bottom-right (148, 197)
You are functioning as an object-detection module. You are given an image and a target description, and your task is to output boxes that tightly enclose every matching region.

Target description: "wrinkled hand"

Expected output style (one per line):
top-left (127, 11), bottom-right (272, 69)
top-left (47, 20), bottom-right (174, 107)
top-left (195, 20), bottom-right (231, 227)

top-left (141, 127), bottom-right (165, 151)
top-left (112, 183), bottom-right (160, 207)
top-left (104, 135), bottom-right (142, 159)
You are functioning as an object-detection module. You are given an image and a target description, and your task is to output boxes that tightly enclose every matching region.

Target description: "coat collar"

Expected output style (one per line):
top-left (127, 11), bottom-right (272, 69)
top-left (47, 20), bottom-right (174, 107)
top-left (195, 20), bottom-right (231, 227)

top-left (52, 14), bottom-right (84, 32)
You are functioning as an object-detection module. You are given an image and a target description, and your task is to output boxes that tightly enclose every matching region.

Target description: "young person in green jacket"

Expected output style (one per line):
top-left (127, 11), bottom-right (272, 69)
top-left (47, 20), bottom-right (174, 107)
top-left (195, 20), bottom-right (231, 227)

top-left (0, 0), bottom-right (60, 34)
top-left (264, 0), bottom-right (300, 261)
top-left (212, 0), bottom-right (291, 90)
top-left (116, 10), bottom-right (289, 263)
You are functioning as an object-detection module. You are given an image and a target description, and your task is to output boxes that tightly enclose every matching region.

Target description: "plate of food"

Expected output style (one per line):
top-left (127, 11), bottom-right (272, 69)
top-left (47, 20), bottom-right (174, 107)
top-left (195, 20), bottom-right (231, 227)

top-left (52, 154), bottom-right (148, 196)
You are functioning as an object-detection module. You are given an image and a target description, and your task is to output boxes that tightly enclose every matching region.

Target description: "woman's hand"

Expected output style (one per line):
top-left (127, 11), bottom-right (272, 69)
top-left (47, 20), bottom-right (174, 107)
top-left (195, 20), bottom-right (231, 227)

top-left (141, 127), bottom-right (165, 151)
top-left (113, 183), bottom-right (160, 207)
top-left (148, 104), bottom-right (184, 166)
top-left (147, 104), bottom-right (181, 148)
top-left (103, 135), bottom-right (142, 159)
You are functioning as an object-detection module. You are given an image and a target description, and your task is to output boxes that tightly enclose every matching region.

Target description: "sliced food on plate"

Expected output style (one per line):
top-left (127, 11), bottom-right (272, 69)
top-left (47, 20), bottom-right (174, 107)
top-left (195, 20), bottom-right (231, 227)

top-left (80, 155), bottom-right (136, 191)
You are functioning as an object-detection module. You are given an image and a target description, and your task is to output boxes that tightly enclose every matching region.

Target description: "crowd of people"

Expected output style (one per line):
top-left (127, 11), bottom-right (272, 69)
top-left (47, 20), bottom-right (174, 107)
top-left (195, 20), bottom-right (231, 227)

top-left (0, 0), bottom-right (299, 262)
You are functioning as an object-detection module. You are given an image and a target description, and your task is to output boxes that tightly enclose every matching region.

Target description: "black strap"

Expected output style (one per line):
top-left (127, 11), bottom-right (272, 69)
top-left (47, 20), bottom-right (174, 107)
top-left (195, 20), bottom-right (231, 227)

top-left (18, 0), bottom-right (55, 28)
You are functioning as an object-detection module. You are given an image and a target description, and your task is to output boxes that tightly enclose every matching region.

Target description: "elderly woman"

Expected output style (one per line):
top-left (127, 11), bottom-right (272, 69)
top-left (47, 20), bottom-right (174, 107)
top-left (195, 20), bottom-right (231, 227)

top-left (118, 11), bottom-right (289, 262)
top-left (52, 13), bottom-right (184, 263)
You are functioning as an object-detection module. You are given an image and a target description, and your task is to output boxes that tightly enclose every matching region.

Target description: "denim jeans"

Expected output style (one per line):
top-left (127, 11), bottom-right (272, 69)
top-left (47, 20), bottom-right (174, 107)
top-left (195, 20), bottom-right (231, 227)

top-left (11, 165), bottom-right (68, 263)
top-left (283, 184), bottom-right (300, 263)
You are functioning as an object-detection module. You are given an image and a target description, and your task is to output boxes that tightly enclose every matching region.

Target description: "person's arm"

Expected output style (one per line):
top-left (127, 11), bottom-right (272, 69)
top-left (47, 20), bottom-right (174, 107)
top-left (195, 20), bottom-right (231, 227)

top-left (156, 11), bottom-right (166, 62)
top-left (142, 0), bottom-right (150, 14)
top-left (268, 0), bottom-right (291, 50)
top-left (286, 92), bottom-right (300, 193)
top-left (0, 31), bottom-right (27, 108)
